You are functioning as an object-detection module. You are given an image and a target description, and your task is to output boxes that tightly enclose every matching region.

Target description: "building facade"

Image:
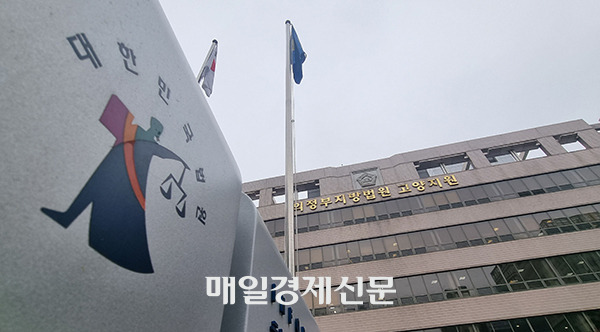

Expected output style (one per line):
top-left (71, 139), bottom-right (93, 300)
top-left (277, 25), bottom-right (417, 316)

top-left (243, 119), bottom-right (600, 332)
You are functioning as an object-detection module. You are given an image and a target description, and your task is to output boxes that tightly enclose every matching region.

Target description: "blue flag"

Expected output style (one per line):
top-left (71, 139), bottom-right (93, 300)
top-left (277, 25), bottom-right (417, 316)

top-left (290, 26), bottom-right (307, 84)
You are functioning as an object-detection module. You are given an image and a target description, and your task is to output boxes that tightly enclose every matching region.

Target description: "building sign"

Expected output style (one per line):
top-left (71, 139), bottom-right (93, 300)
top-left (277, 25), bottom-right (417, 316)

top-left (294, 175), bottom-right (460, 213)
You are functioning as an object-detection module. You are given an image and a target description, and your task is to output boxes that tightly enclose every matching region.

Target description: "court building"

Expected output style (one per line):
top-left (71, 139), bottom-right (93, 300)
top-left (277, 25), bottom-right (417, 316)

top-left (243, 119), bottom-right (600, 332)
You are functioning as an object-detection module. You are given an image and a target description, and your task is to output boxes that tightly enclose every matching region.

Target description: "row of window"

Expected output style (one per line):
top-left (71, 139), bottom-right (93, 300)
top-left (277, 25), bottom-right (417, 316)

top-left (408, 310), bottom-right (600, 332)
top-left (306, 251), bottom-right (600, 317)
top-left (294, 203), bottom-right (600, 271)
top-left (265, 164), bottom-right (600, 237)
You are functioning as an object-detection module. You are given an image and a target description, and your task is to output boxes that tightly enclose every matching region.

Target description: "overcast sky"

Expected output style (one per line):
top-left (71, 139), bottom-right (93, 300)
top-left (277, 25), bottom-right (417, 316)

top-left (158, 0), bottom-right (600, 183)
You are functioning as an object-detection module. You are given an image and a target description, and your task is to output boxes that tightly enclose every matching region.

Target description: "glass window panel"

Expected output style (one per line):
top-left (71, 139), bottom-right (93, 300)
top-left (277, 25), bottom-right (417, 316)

top-left (445, 191), bottom-right (461, 204)
top-left (407, 276), bottom-right (427, 296)
top-left (371, 238), bottom-right (386, 255)
top-left (297, 215), bottom-right (308, 229)
top-left (530, 258), bottom-right (557, 279)
top-left (470, 186), bottom-right (487, 200)
top-left (318, 212), bottom-right (330, 228)
top-left (298, 249), bottom-right (310, 266)
top-left (432, 192), bottom-right (449, 206)
top-left (341, 208), bottom-right (353, 222)
top-left (581, 252), bottom-right (600, 272)
top-left (518, 215), bottom-right (542, 233)
top-left (265, 221), bottom-right (275, 236)
top-left (373, 202), bottom-right (388, 217)
top-left (466, 267), bottom-right (491, 288)
top-left (310, 247), bottom-right (323, 264)
top-left (433, 228), bottom-right (453, 244)
top-left (497, 263), bottom-right (522, 283)
top-left (504, 217), bottom-right (527, 233)
top-left (421, 194), bottom-right (437, 209)
top-left (448, 226), bottom-right (468, 242)
top-left (308, 214), bottom-right (319, 228)
top-left (334, 243), bottom-right (348, 261)
top-left (408, 196), bottom-right (424, 212)
top-left (351, 206), bottom-right (365, 221)
top-left (495, 181), bottom-right (517, 197)
top-left (565, 312), bottom-right (595, 331)
top-left (487, 265), bottom-right (509, 285)
top-left (528, 316), bottom-right (553, 331)
top-left (576, 167), bottom-right (599, 183)
top-left (346, 242), bottom-right (360, 259)
top-left (579, 205), bottom-right (600, 221)
top-left (421, 230), bottom-right (438, 247)
top-left (514, 261), bottom-right (540, 281)
top-left (423, 274), bottom-right (443, 295)
top-left (488, 320), bottom-right (513, 332)
top-left (547, 314), bottom-right (575, 331)
top-left (522, 177), bottom-right (542, 191)
top-left (394, 277), bottom-right (412, 298)
top-left (396, 234), bottom-right (412, 250)
top-left (563, 169), bottom-right (585, 184)
top-left (509, 318), bottom-right (533, 331)
top-left (358, 240), bottom-right (373, 256)
top-left (548, 172), bottom-right (570, 186)
top-left (533, 174), bottom-right (557, 189)
top-left (456, 188), bottom-right (475, 202)
top-left (481, 183), bottom-right (501, 198)
top-left (274, 219), bottom-right (285, 236)
top-left (330, 209), bottom-right (342, 225)
top-left (322, 246), bottom-right (335, 262)
top-left (437, 272), bottom-right (457, 291)
top-left (461, 224), bottom-right (482, 240)
top-left (452, 270), bottom-right (474, 294)
top-left (397, 198), bottom-right (411, 213)
top-left (363, 204), bottom-right (376, 221)
top-left (584, 310), bottom-right (600, 330)
top-left (383, 236), bottom-right (398, 252)
top-left (475, 222), bottom-right (496, 237)
top-left (508, 179), bottom-right (528, 193)
top-left (548, 256), bottom-right (575, 277)
top-left (490, 219), bottom-right (511, 235)
top-left (384, 200), bottom-right (400, 217)
top-left (408, 232), bottom-right (425, 248)
top-left (564, 253), bottom-right (592, 274)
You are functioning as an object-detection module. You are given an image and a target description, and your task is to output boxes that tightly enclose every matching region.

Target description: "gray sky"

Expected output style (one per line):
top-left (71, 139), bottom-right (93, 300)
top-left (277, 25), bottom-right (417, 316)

top-left (158, 0), bottom-right (600, 183)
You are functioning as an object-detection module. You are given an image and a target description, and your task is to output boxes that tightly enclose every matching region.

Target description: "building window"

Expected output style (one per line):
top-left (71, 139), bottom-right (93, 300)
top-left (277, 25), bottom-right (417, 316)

top-left (556, 133), bottom-right (587, 152)
top-left (484, 141), bottom-right (547, 166)
top-left (415, 155), bottom-right (473, 179)
top-left (246, 191), bottom-right (260, 207)
top-left (271, 180), bottom-right (320, 204)
top-left (307, 251), bottom-right (600, 317)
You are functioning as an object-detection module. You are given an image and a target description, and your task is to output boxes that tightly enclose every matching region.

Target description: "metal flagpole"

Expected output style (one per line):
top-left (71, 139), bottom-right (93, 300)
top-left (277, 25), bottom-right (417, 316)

top-left (284, 20), bottom-right (295, 276)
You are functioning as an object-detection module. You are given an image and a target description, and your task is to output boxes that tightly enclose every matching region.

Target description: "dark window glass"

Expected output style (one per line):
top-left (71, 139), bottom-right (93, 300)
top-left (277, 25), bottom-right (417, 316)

top-left (423, 274), bottom-right (444, 300)
top-left (584, 310), bottom-right (600, 330)
top-left (576, 167), bottom-right (599, 183)
top-left (297, 215), bottom-right (308, 232)
top-left (522, 177), bottom-right (542, 191)
top-left (565, 312), bottom-right (595, 331)
top-left (481, 184), bottom-right (501, 199)
top-left (466, 267), bottom-right (491, 288)
top-left (562, 169), bottom-right (585, 185)
top-left (394, 278), bottom-right (413, 304)
top-left (346, 242), bottom-right (360, 262)
top-left (546, 314), bottom-right (576, 331)
top-left (504, 217), bottom-right (527, 234)
top-left (358, 240), bottom-right (373, 260)
top-left (509, 318), bottom-right (533, 331)
top-left (488, 320), bottom-right (513, 332)
top-left (528, 316), bottom-right (553, 331)
top-left (385, 200), bottom-right (400, 218)
top-left (308, 213), bottom-right (319, 230)
top-left (514, 261), bottom-right (540, 281)
top-left (421, 230), bottom-right (438, 247)
top-left (334, 243), bottom-right (348, 263)
top-left (548, 256), bottom-right (576, 278)
top-left (564, 253), bottom-right (592, 274)
top-left (310, 247), bottom-right (323, 268)
top-left (408, 276), bottom-right (428, 302)
top-left (508, 179), bottom-right (528, 193)
top-left (318, 212), bottom-right (330, 229)
top-left (452, 270), bottom-right (474, 297)
top-left (363, 204), bottom-right (376, 222)
top-left (530, 258), bottom-right (557, 279)
top-left (298, 249), bottom-right (310, 271)
top-left (456, 188), bottom-right (476, 205)
top-left (433, 228), bottom-right (453, 245)
top-left (322, 246), bottom-right (335, 265)
top-left (407, 196), bottom-right (424, 213)
top-left (396, 234), bottom-right (412, 251)
top-left (581, 252), bottom-right (600, 272)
